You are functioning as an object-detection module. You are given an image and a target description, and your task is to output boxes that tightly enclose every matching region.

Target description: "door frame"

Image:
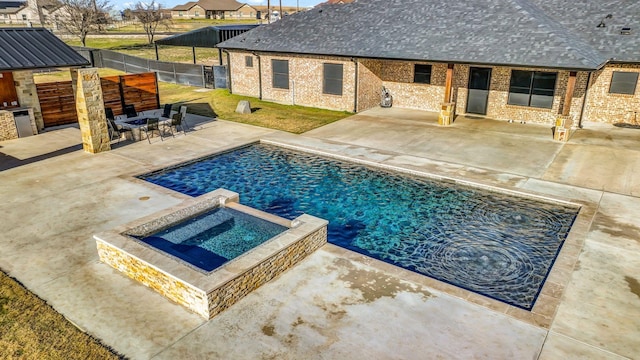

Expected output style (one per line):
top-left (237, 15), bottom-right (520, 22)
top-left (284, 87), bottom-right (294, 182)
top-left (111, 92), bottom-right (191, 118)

top-left (466, 67), bottom-right (492, 115)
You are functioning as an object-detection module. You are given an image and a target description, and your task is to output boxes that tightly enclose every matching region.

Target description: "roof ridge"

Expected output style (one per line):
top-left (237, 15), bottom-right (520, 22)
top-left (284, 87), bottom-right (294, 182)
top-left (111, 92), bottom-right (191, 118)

top-left (511, 0), bottom-right (607, 66)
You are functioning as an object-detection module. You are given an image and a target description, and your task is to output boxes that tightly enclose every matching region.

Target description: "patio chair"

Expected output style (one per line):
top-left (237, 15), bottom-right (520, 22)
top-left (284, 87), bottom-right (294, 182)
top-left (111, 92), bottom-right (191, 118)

top-left (162, 103), bottom-right (172, 119)
top-left (179, 105), bottom-right (187, 118)
top-left (107, 118), bottom-right (132, 143)
top-left (124, 104), bottom-right (138, 118)
top-left (141, 117), bottom-right (163, 143)
top-left (105, 107), bottom-right (115, 121)
top-left (165, 112), bottom-right (187, 137)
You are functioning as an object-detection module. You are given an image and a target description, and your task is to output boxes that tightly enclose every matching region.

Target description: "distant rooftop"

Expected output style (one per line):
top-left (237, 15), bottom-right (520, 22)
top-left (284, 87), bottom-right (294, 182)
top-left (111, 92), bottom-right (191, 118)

top-left (156, 25), bottom-right (261, 48)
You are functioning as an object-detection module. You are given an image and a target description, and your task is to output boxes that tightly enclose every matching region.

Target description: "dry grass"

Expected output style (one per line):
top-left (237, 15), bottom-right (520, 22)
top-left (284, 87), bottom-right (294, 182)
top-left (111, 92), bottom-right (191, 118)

top-left (64, 38), bottom-right (219, 64)
top-left (0, 270), bottom-right (125, 360)
top-left (33, 68), bottom-right (125, 84)
top-left (159, 84), bottom-right (351, 134)
top-left (107, 18), bottom-right (258, 33)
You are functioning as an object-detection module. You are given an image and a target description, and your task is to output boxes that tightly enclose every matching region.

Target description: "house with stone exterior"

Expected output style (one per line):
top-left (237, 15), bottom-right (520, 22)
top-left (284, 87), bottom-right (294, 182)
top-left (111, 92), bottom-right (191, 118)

top-left (171, 0), bottom-right (257, 20)
top-left (217, 0), bottom-right (640, 141)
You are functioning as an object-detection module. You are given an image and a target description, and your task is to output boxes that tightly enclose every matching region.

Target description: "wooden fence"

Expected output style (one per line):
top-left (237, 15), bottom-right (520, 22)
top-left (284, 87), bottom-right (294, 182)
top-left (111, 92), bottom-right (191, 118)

top-left (36, 72), bottom-right (160, 127)
top-left (36, 81), bottom-right (77, 127)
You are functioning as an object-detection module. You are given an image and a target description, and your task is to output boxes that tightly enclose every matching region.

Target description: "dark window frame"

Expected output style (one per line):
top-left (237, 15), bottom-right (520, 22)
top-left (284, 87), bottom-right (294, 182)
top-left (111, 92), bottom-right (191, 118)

top-left (245, 55), bottom-right (253, 68)
top-left (413, 64), bottom-right (432, 84)
top-left (609, 71), bottom-right (639, 95)
top-left (322, 63), bottom-right (343, 96)
top-left (507, 70), bottom-right (557, 109)
top-left (271, 59), bottom-right (289, 89)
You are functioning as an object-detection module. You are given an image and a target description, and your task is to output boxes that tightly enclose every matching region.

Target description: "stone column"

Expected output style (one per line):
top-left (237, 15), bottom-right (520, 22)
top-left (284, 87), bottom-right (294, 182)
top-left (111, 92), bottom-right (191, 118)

top-left (12, 70), bottom-right (44, 131)
top-left (438, 102), bottom-right (456, 126)
top-left (0, 110), bottom-right (18, 141)
top-left (74, 68), bottom-right (110, 154)
top-left (438, 64), bottom-right (455, 126)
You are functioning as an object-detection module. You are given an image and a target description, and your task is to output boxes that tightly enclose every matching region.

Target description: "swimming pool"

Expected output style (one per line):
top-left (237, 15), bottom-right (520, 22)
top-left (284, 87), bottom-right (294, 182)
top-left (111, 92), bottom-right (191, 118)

top-left (139, 143), bottom-right (579, 310)
top-left (133, 207), bottom-right (288, 272)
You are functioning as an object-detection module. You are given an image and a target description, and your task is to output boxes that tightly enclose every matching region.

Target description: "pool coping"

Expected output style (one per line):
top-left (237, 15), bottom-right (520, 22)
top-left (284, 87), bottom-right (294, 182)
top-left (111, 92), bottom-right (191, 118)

top-left (94, 189), bottom-right (328, 318)
top-left (128, 138), bottom-right (596, 329)
top-left (258, 138), bottom-right (596, 329)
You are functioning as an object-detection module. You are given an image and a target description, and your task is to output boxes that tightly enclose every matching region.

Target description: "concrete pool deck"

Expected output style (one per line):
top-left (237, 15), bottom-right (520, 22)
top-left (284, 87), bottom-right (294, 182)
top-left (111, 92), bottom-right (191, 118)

top-left (0, 108), bottom-right (639, 359)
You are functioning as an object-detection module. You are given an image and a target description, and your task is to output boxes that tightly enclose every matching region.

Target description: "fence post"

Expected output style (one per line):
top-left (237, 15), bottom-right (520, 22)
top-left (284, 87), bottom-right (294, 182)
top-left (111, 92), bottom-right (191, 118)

top-left (201, 65), bottom-right (206, 88)
top-left (173, 64), bottom-right (177, 84)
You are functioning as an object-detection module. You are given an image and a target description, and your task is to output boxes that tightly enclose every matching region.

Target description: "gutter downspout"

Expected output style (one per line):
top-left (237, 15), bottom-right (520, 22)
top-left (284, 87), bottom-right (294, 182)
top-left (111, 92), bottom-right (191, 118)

top-left (578, 72), bottom-right (592, 129)
top-left (254, 52), bottom-right (262, 100)
top-left (351, 57), bottom-right (358, 113)
top-left (223, 49), bottom-right (232, 93)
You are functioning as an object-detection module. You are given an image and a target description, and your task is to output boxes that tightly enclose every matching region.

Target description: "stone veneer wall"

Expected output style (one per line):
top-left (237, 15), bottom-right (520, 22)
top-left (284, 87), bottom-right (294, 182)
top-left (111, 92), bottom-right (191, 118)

top-left (97, 225), bottom-right (327, 319)
top-left (96, 241), bottom-right (209, 318)
top-left (227, 51), bottom-right (598, 125)
top-left (229, 52), bottom-right (261, 98)
top-left (357, 59), bottom-right (383, 112)
top-left (0, 110), bottom-right (18, 141)
top-left (454, 66), bottom-right (589, 125)
top-left (229, 51), bottom-right (356, 112)
top-left (206, 226), bottom-right (327, 318)
top-left (74, 68), bottom-right (110, 154)
top-left (583, 64), bottom-right (640, 123)
top-left (12, 70), bottom-right (44, 131)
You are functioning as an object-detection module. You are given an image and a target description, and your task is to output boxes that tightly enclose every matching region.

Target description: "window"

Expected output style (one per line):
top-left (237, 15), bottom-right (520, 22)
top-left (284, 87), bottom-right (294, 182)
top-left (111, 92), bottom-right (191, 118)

top-left (179, 11), bottom-right (184, 17)
top-left (22, 14), bottom-right (27, 21)
top-left (272, 59), bottom-right (289, 89)
top-left (194, 11), bottom-right (200, 17)
top-left (414, 64), bottom-right (432, 84)
top-left (323, 63), bottom-right (343, 95)
top-left (609, 71), bottom-right (638, 95)
top-left (508, 70), bottom-right (557, 109)
top-left (245, 55), bottom-right (253, 68)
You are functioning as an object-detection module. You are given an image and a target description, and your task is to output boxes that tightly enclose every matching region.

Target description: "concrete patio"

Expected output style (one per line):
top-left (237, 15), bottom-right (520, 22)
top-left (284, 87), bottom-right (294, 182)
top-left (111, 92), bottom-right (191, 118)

top-left (0, 108), bottom-right (638, 359)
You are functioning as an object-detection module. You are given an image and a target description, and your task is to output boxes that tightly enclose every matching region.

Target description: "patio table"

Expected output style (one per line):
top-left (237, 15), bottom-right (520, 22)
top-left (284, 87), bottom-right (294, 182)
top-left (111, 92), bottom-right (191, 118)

top-left (115, 112), bottom-right (171, 141)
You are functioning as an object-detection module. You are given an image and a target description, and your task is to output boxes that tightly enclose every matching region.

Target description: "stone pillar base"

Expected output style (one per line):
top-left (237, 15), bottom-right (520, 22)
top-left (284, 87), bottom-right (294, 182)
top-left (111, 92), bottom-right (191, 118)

top-left (553, 127), bottom-right (570, 142)
top-left (438, 102), bottom-right (456, 126)
top-left (553, 115), bottom-right (572, 142)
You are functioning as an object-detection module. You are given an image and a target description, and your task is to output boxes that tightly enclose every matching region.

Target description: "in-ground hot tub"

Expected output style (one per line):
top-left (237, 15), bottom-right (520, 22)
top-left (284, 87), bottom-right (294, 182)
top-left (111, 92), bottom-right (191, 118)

top-left (94, 189), bottom-right (327, 319)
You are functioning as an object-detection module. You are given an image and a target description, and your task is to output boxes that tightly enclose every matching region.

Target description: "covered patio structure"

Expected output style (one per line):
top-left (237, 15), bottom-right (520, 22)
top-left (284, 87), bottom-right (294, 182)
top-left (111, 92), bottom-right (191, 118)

top-left (0, 27), bottom-right (89, 141)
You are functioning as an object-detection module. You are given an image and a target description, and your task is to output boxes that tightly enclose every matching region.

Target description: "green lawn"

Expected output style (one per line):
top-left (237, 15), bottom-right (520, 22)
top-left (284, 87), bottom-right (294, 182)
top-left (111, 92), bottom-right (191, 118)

top-left (34, 69), bottom-right (351, 134)
top-left (160, 84), bottom-right (351, 134)
top-left (0, 270), bottom-right (124, 359)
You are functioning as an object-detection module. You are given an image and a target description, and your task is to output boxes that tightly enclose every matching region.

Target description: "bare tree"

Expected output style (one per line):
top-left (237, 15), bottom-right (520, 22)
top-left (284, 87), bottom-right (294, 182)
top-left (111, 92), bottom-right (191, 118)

top-left (134, 1), bottom-right (169, 44)
top-left (56, 0), bottom-right (111, 46)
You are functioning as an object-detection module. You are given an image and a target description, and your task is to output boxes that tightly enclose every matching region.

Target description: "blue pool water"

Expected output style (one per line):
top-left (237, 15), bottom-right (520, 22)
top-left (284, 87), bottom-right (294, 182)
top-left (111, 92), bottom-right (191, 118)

top-left (139, 143), bottom-right (579, 309)
top-left (134, 207), bottom-right (287, 272)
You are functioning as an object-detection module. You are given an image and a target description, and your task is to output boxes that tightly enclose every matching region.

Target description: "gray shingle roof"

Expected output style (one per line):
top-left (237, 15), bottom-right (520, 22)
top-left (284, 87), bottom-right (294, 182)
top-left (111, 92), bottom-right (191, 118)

top-left (217, 0), bottom-right (640, 70)
top-left (0, 28), bottom-right (90, 71)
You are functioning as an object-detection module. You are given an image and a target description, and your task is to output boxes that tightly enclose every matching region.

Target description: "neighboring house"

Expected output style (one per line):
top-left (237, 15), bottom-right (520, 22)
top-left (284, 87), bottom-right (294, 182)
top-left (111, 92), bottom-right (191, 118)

top-left (0, 0), bottom-right (65, 25)
top-left (217, 0), bottom-right (640, 139)
top-left (171, 0), bottom-right (257, 20)
top-left (0, 1), bottom-right (26, 24)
